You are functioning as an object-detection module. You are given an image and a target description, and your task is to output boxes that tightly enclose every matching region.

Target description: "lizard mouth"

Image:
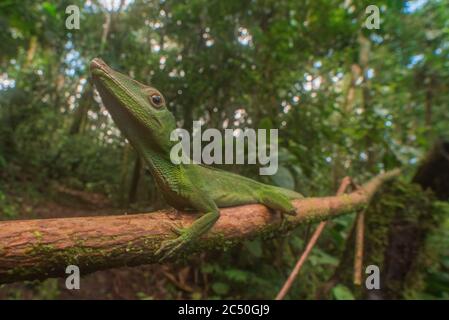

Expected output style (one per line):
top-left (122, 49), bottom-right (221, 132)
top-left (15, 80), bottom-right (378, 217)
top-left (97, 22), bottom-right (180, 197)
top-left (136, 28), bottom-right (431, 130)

top-left (89, 58), bottom-right (139, 104)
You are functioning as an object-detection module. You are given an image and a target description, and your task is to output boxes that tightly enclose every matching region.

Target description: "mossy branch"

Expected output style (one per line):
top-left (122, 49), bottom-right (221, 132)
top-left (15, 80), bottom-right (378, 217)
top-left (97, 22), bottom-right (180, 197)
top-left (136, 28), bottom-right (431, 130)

top-left (0, 169), bottom-right (400, 284)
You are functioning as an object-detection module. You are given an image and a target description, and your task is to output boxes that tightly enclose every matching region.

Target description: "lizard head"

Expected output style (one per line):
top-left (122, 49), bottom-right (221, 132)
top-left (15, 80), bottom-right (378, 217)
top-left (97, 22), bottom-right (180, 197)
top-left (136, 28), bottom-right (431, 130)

top-left (90, 58), bottom-right (176, 154)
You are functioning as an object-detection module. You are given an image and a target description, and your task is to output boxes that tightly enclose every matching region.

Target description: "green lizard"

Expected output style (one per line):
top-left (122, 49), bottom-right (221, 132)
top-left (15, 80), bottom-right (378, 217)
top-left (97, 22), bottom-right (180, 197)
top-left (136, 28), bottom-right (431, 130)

top-left (90, 58), bottom-right (303, 260)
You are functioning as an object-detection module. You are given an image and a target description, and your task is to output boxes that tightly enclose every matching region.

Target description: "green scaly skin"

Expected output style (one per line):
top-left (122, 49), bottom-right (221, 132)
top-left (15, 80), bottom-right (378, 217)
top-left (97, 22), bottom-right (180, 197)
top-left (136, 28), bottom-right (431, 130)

top-left (90, 58), bottom-right (303, 261)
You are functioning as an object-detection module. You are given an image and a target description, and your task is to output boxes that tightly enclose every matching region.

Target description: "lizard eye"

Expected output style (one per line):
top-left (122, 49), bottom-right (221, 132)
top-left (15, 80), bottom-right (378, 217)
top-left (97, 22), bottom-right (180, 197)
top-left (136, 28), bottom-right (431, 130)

top-left (150, 93), bottom-right (163, 107)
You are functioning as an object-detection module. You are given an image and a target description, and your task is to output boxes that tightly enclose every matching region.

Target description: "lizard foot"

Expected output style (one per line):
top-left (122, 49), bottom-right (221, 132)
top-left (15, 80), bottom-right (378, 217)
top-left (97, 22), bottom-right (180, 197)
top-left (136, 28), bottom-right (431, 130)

top-left (279, 209), bottom-right (297, 230)
top-left (156, 223), bottom-right (192, 262)
top-left (260, 190), bottom-right (297, 216)
top-left (166, 221), bottom-right (185, 236)
top-left (156, 235), bottom-right (191, 262)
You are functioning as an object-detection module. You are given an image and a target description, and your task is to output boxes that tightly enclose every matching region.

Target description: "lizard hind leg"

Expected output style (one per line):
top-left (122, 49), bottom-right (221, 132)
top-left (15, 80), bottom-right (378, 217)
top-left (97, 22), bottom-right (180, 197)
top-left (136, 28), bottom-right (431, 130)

top-left (157, 195), bottom-right (220, 262)
top-left (157, 210), bottom-right (220, 261)
top-left (259, 189), bottom-right (297, 215)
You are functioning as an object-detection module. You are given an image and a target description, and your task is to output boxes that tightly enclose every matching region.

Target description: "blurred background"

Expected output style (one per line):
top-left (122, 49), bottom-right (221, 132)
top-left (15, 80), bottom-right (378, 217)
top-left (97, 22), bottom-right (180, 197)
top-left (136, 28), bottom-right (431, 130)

top-left (0, 0), bottom-right (448, 299)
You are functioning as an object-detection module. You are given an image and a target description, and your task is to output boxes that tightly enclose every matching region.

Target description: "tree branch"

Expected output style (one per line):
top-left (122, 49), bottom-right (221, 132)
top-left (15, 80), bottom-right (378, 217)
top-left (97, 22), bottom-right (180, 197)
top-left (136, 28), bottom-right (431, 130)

top-left (0, 169), bottom-right (400, 284)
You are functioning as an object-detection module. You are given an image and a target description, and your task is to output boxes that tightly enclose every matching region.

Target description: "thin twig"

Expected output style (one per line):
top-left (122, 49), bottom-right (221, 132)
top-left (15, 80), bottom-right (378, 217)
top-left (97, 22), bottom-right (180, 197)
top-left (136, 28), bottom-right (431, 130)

top-left (353, 210), bottom-right (365, 285)
top-left (275, 176), bottom-right (353, 300)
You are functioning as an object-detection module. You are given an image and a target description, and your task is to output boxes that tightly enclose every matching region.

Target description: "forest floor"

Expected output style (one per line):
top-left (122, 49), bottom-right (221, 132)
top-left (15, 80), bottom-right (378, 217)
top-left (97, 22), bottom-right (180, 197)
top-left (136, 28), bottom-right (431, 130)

top-left (0, 183), bottom-right (203, 300)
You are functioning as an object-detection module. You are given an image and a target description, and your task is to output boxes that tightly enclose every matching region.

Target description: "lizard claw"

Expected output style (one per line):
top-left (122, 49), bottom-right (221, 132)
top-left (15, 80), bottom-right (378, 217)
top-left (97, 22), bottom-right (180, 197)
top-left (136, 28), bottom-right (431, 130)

top-left (156, 235), bottom-right (190, 262)
top-left (156, 222), bottom-right (191, 262)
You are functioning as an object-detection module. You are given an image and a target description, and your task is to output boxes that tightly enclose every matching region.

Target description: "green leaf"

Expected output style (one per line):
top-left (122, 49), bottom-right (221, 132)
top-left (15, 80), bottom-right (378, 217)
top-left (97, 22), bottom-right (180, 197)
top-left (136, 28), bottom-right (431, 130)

top-left (332, 285), bottom-right (355, 300)
top-left (42, 2), bottom-right (57, 17)
top-left (211, 282), bottom-right (229, 295)
top-left (309, 250), bottom-right (339, 266)
top-left (224, 269), bottom-right (249, 283)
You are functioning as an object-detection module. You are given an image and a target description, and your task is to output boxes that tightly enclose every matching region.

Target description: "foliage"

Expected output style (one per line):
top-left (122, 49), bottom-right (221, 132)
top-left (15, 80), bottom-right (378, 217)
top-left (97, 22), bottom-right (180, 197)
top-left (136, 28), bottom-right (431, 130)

top-left (0, 0), bottom-right (448, 299)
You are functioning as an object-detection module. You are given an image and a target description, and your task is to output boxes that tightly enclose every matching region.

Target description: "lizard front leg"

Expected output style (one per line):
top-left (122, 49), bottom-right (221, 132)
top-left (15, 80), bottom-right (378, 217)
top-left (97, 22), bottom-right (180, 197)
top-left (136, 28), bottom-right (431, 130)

top-left (156, 194), bottom-right (220, 261)
top-left (259, 188), bottom-right (297, 215)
